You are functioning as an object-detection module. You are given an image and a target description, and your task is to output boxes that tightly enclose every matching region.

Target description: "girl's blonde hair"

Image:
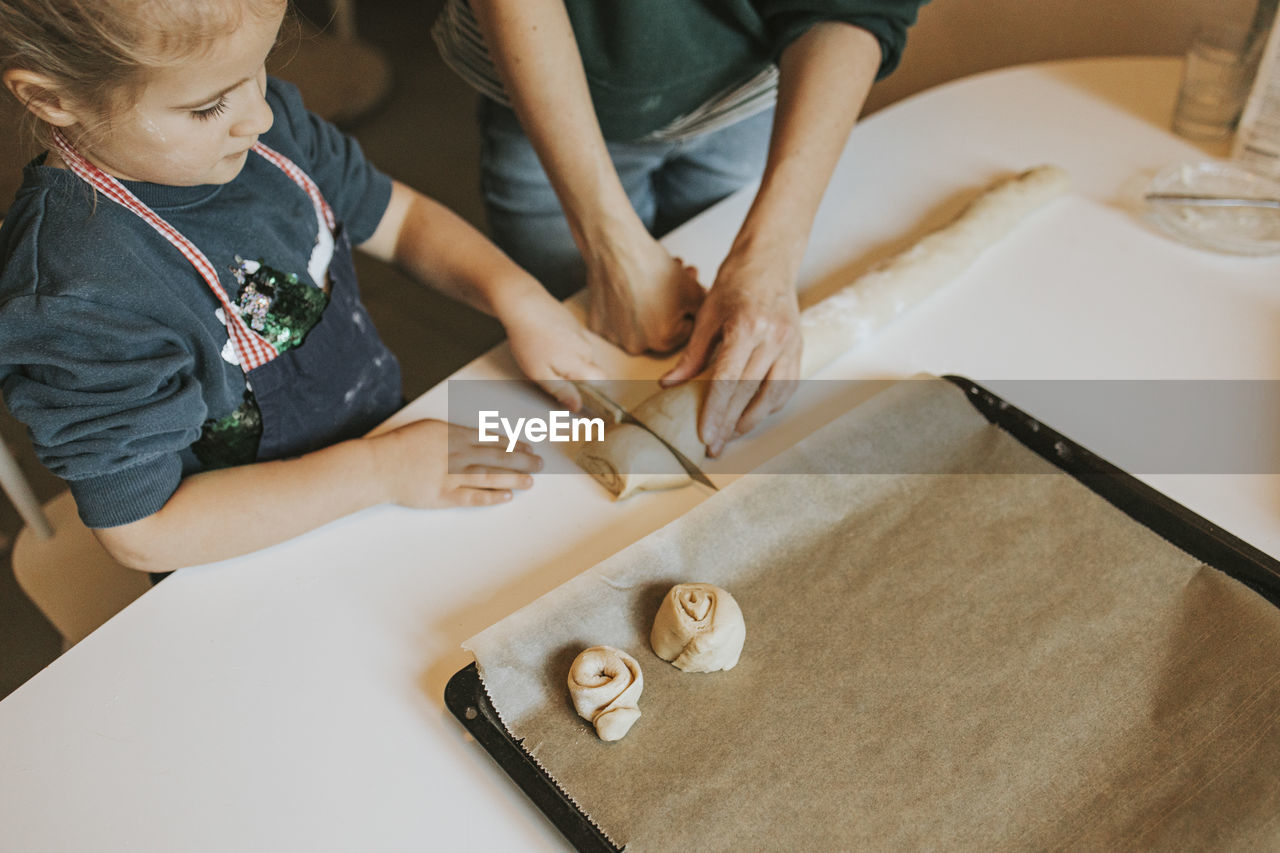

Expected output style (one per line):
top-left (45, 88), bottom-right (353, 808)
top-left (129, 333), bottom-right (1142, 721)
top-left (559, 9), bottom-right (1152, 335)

top-left (1, 0), bottom-right (288, 147)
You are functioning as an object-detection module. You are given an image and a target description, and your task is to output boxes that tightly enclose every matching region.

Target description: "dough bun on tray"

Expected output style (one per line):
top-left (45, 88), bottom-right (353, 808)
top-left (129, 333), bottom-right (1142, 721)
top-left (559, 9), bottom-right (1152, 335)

top-left (650, 583), bottom-right (746, 673)
top-left (567, 645), bottom-right (644, 741)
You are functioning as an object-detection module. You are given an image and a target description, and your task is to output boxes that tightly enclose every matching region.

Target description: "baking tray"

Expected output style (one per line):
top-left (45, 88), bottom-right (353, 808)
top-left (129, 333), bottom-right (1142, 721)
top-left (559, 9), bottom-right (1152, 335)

top-left (445, 375), bottom-right (1280, 851)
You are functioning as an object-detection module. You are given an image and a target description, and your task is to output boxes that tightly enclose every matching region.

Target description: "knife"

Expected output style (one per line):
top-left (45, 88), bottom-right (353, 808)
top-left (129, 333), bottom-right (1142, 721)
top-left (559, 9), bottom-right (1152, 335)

top-left (571, 380), bottom-right (719, 491)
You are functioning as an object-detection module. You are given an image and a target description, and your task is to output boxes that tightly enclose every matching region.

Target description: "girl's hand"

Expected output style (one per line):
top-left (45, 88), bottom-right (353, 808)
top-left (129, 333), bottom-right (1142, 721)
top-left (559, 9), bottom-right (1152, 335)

top-left (369, 419), bottom-right (542, 508)
top-left (583, 229), bottom-right (705, 355)
top-left (502, 292), bottom-right (607, 410)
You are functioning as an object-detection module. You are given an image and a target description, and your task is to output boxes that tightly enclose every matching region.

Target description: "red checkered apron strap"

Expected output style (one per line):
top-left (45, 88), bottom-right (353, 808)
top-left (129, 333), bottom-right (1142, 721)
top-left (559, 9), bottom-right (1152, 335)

top-left (252, 142), bottom-right (336, 232)
top-left (49, 130), bottom-right (279, 372)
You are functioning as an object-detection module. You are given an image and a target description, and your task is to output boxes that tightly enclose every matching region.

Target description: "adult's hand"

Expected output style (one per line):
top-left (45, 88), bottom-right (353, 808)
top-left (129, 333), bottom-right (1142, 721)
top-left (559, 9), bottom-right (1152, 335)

top-left (659, 247), bottom-right (802, 457)
top-left (660, 21), bottom-right (883, 457)
top-left (583, 228), bottom-right (704, 355)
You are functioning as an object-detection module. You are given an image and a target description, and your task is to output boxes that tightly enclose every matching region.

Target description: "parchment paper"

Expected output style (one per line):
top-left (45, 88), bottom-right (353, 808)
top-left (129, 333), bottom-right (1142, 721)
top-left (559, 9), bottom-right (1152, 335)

top-left (465, 378), bottom-right (1280, 851)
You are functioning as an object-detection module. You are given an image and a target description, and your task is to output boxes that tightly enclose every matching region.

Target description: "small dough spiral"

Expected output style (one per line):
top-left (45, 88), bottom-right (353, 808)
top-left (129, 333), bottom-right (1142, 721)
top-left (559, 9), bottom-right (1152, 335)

top-left (567, 646), bottom-right (644, 741)
top-left (650, 583), bottom-right (746, 673)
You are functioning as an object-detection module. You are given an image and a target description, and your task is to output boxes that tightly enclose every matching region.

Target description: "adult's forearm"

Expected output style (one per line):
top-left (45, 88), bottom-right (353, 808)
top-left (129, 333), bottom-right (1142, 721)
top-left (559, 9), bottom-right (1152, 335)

top-left (732, 22), bottom-right (882, 271)
top-left (469, 0), bottom-right (640, 246)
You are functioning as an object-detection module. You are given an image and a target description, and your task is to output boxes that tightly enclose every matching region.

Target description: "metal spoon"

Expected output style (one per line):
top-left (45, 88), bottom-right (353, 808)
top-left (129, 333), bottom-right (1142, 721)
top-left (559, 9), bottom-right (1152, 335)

top-left (1145, 193), bottom-right (1280, 210)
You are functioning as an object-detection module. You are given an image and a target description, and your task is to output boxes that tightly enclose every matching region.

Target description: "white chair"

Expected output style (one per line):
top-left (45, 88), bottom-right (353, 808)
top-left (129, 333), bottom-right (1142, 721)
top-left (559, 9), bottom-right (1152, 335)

top-left (0, 433), bottom-right (50, 539)
top-left (11, 490), bottom-right (151, 651)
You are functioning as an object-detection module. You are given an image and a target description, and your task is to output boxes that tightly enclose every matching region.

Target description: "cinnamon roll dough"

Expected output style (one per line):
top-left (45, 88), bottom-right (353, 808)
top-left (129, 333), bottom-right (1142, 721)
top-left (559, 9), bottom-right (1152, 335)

top-left (567, 646), bottom-right (644, 741)
top-left (575, 165), bottom-right (1072, 498)
top-left (650, 583), bottom-right (746, 673)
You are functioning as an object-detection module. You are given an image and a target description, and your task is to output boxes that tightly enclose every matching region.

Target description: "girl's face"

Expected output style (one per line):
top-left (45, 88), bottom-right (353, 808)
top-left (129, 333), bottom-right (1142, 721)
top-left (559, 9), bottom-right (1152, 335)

top-left (76, 6), bottom-right (284, 186)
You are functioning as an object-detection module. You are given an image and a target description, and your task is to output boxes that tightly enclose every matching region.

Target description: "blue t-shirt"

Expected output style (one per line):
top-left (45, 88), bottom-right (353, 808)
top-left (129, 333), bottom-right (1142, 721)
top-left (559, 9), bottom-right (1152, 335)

top-left (0, 78), bottom-right (394, 527)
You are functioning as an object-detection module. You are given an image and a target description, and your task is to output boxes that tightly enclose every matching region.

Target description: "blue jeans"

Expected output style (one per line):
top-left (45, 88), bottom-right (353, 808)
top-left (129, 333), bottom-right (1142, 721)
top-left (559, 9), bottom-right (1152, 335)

top-left (478, 99), bottom-right (774, 299)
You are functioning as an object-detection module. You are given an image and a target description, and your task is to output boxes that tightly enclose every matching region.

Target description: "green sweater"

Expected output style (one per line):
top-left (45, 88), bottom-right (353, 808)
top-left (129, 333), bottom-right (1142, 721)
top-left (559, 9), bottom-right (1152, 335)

top-left (564, 0), bottom-right (925, 139)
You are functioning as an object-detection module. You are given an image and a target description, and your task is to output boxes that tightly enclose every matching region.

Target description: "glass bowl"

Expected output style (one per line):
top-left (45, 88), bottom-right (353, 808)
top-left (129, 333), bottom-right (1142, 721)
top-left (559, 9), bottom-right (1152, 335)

top-left (1145, 159), bottom-right (1280, 256)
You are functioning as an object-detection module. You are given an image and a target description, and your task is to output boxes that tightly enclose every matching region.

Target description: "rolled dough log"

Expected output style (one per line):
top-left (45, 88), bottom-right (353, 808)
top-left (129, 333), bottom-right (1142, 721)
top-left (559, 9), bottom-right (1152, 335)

top-left (567, 646), bottom-right (644, 741)
top-left (576, 165), bottom-right (1071, 498)
top-left (650, 583), bottom-right (746, 673)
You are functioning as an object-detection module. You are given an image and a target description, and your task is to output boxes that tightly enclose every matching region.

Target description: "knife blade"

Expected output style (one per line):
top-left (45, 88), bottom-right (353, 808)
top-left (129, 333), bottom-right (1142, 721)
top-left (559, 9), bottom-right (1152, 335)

top-left (571, 380), bottom-right (719, 491)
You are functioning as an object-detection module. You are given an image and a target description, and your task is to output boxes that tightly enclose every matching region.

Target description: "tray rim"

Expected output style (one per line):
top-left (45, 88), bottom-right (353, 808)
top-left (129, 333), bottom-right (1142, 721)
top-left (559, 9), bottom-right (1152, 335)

top-left (943, 375), bottom-right (1280, 607)
top-left (443, 662), bottom-right (622, 852)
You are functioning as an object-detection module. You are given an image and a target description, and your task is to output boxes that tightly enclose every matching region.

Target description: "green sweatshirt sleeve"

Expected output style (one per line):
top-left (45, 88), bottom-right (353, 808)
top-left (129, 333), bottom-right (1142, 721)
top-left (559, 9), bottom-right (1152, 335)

top-left (757, 0), bottom-right (927, 78)
top-left (0, 291), bottom-right (203, 527)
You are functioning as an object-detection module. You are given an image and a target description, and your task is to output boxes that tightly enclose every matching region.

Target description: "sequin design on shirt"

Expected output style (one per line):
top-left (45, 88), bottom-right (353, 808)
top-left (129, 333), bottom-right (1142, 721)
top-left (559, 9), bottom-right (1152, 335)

top-left (230, 257), bottom-right (329, 351)
top-left (191, 390), bottom-right (263, 470)
top-left (192, 258), bottom-right (330, 470)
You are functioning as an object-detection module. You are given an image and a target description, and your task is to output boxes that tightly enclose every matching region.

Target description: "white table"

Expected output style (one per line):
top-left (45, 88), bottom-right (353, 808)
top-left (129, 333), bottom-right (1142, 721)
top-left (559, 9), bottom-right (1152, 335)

top-left (3, 57), bottom-right (1279, 852)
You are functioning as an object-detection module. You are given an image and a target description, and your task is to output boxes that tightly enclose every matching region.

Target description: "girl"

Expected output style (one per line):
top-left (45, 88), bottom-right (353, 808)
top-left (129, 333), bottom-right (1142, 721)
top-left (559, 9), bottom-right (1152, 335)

top-left (0, 0), bottom-right (604, 571)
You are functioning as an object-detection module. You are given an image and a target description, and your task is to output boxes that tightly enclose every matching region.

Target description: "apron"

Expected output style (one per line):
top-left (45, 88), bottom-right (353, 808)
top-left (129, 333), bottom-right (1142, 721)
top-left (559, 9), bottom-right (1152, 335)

top-left (247, 222), bottom-right (401, 459)
top-left (50, 130), bottom-right (402, 464)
